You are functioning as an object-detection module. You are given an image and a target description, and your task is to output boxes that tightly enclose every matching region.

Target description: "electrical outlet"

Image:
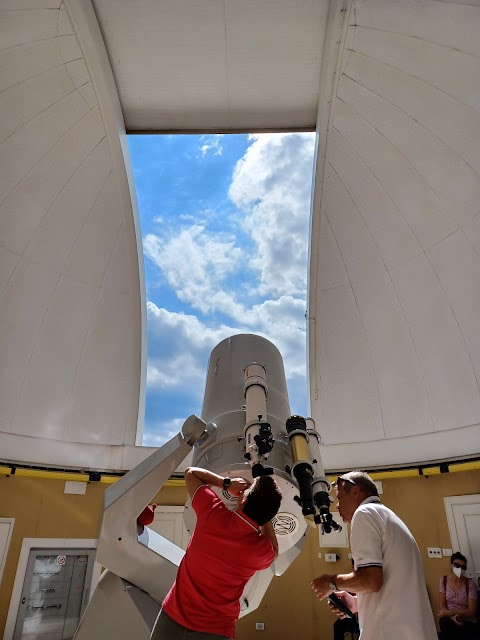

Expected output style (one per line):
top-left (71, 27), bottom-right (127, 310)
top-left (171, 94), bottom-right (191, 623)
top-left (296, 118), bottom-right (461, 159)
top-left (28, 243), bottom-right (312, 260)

top-left (256, 623), bottom-right (265, 631)
top-left (325, 553), bottom-right (338, 562)
top-left (427, 547), bottom-right (442, 558)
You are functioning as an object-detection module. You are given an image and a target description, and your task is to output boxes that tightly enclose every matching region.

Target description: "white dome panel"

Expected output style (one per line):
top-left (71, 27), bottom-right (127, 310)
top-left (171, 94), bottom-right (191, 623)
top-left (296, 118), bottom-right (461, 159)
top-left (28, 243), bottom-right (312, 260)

top-left (0, 35), bottom-right (81, 93)
top-left (0, 1), bottom-right (145, 469)
top-left (329, 127), bottom-right (422, 270)
top-left (63, 172), bottom-right (123, 287)
top-left (353, 0), bottom-right (480, 58)
top-left (309, 0), bottom-right (480, 468)
top-left (317, 285), bottom-right (384, 444)
top-left (345, 52), bottom-right (480, 175)
top-left (390, 254), bottom-right (480, 430)
top-left (316, 214), bottom-right (349, 293)
top-left (334, 99), bottom-right (458, 250)
top-left (0, 108), bottom-right (105, 254)
top-left (24, 139), bottom-right (112, 271)
top-left (0, 90), bottom-right (92, 205)
top-left (348, 26), bottom-right (480, 113)
top-left (0, 246), bottom-right (20, 294)
top-left (463, 215), bottom-right (480, 256)
top-left (0, 9), bottom-right (59, 49)
top-left (0, 260), bottom-right (60, 430)
top-left (427, 232), bottom-right (480, 386)
top-left (323, 165), bottom-right (432, 439)
top-left (63, 286), bottom-right (139, 445)
top-left (337, 75), bottom-right (480, 225)
top-left (11, 276), bottom-right (99, 439)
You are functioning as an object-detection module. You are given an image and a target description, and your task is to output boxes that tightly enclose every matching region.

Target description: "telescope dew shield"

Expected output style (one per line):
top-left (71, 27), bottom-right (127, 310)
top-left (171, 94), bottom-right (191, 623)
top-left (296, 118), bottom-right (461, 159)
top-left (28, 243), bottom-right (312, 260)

top-left (306, 425), bottom-right (331, 500)
top-left (286, 416), bottom-right (315, 517)
top-left (244, 363), bottom-right (267, 424)
top-left (305, 421), bottom-right (342, 534)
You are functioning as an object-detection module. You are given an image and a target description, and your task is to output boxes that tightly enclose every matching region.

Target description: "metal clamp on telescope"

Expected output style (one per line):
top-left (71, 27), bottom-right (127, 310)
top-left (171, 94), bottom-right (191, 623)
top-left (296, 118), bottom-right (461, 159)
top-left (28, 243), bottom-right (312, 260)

top-left (243, 363), bottom-right (275, 478)
top-left (286, 415), bottom-right (342, 534)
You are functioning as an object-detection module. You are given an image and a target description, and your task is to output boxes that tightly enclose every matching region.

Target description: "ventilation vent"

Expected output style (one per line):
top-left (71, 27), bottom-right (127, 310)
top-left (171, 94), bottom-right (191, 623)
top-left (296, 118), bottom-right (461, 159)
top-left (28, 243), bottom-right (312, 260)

top-left (272, 513), bottom-right (299, 535)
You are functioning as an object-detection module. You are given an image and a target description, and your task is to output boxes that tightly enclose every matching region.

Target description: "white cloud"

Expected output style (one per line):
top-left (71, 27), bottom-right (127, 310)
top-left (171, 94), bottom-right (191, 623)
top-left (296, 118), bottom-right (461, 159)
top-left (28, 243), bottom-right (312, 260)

top-left (144, 226), bottom-right (245, 316)
top-left (199, 134), bottom-right (224, 158)
top-left (229, 133), bottom-right (315, 297)
top-left (143, 418), bottom-right (185, 447)
top-left (146, 298), bottom-right (306, 392)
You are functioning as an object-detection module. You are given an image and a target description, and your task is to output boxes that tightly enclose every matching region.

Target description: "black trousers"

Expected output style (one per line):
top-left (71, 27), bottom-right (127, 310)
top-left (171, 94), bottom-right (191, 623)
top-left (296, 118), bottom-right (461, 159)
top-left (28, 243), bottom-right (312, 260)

top-left (333, 616), bottom-right (360, 640)
top-left (439, 616), bottom-right (480, 640)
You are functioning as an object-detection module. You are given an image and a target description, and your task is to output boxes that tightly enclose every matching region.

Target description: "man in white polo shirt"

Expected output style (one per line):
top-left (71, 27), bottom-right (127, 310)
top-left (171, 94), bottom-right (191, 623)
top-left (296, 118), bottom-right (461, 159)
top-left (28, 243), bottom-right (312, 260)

top-left (311, 471), bottom-right (437, 639)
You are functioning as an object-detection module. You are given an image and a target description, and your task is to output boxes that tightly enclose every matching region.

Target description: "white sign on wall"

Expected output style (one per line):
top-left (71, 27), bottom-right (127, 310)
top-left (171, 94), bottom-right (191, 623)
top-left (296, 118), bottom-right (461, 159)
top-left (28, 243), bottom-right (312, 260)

top-left (319, 513), bottom-right (349, 548)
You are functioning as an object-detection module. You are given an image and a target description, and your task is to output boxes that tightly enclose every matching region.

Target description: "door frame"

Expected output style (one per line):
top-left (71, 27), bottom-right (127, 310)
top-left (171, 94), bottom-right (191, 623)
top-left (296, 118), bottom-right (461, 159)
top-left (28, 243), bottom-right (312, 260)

top-left (0, 517), bottom-right (15, 584)
top-left (444, 494), bottom-right (480, 560)
top-left (4, 538), bottom-right (100, 640)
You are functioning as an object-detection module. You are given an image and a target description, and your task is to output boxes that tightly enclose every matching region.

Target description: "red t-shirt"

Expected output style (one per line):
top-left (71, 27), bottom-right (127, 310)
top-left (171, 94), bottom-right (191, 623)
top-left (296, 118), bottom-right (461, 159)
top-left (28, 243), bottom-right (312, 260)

top-left (162, 485), bottom-right (275, 638)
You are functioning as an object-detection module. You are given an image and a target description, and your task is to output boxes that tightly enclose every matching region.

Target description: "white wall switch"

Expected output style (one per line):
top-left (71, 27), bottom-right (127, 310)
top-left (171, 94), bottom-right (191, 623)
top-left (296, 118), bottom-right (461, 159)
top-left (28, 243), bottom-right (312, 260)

top-left (442, 549), bottom-right (452, 557)
top-left (427, 547), bottom-right (442, 558)
top-left (256, 623), bottom-right (265, 631)
top-left (325, 553), bottom-right (338, 562)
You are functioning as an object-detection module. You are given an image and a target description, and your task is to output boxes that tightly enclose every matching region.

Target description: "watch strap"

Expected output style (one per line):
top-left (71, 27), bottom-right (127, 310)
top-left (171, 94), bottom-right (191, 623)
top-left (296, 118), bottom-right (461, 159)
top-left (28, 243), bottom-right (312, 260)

top-left (329, 575), bottom-right (337, 591)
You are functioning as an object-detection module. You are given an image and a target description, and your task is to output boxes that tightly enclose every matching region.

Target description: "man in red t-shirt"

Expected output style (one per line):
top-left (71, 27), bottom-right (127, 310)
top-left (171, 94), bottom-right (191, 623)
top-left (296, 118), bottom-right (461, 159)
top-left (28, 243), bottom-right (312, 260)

top-left (150, 466), bottom-right (282, 640)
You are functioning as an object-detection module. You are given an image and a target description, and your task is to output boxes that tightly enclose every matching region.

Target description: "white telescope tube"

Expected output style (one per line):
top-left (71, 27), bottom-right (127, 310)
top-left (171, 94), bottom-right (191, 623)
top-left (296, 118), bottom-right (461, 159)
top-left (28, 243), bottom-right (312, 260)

top-left (244, 363), bottom-right (271, 467)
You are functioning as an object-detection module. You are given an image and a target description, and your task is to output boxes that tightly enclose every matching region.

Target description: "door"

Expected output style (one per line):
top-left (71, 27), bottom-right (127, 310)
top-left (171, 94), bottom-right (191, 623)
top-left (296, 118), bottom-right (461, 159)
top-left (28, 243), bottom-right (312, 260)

top-left (13, 548), bottom-right (95, 640)
top-left (445, 494), bottom-right (480, 582)
top-left (150, 506), bottom-right (189, 550)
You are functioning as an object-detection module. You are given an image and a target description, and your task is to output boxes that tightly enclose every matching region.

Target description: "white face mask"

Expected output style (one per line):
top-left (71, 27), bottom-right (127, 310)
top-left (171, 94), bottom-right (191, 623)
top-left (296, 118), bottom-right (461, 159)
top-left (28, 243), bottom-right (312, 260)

top-left (453, 565), bottom-right (465, 578)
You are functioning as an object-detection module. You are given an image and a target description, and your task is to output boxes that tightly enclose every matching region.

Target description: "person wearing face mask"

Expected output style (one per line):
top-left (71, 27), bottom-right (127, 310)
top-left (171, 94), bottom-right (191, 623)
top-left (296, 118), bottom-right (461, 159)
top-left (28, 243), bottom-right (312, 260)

top-left (439, 552), bottom-right (478, 639)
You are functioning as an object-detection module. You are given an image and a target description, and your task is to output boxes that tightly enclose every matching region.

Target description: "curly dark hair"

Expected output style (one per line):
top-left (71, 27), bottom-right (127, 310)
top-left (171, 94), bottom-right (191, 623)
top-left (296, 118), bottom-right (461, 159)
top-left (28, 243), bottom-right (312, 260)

top-left (242, 476), bottom-right (282, 526)
top-left (451, 552), bottom-right (467, 567)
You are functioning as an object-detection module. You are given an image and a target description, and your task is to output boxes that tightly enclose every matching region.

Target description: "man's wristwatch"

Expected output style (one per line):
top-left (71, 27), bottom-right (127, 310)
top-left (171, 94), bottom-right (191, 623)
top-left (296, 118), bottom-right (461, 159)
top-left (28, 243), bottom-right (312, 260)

top-left (222, 477), bottom-right (232, 489)
top-left (328, 575), bottom-right (338, 591)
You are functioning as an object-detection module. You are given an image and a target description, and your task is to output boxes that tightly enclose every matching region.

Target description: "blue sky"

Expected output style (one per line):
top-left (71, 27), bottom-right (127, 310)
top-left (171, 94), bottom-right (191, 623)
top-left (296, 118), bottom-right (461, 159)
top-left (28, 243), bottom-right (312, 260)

top-left (127, 133), bottom-right (316, 446)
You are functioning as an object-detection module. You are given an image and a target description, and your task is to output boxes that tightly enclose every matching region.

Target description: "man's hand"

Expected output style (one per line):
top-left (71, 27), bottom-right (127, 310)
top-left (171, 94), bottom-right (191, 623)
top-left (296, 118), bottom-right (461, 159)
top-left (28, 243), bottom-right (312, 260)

top-left (327, 591), bottom-right (358, 619)
top-left (311, 575), bottom-right (335, 600)
top-left (228, 478), bottom-right (251, 497)
top-left (438, 609), bottom-right (452, 618)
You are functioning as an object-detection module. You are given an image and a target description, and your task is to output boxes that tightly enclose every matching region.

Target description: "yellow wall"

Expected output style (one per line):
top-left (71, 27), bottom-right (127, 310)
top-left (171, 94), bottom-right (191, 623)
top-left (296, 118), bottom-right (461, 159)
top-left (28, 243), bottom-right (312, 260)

top-left (1, 469), bottom-right (478, 639)
top-left (0, 475), bottom-right (105, 637)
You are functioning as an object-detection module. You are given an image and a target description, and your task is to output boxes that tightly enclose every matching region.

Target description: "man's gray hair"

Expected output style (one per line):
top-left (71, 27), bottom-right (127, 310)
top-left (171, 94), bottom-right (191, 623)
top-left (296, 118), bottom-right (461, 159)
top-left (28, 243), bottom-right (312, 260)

top-left (339, 471), bottom-right (379, 497)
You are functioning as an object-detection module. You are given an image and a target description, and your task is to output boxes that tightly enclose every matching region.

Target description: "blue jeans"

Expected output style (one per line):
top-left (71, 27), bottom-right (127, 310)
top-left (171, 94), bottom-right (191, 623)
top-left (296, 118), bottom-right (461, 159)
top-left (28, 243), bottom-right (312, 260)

top-left (150, 609), bottom-right (232, 640)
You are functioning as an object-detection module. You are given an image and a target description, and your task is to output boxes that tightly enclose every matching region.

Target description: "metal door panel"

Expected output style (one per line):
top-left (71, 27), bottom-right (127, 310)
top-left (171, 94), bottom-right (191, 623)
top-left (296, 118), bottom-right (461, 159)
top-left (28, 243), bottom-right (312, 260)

top-left (14, 548), bottom-right (95, 640)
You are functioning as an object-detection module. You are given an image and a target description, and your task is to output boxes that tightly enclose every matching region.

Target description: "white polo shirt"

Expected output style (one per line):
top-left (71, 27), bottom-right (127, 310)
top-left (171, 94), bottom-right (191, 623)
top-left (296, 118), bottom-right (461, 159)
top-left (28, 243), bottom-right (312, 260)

top-left (351, 497), bottom-right (437, 640)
